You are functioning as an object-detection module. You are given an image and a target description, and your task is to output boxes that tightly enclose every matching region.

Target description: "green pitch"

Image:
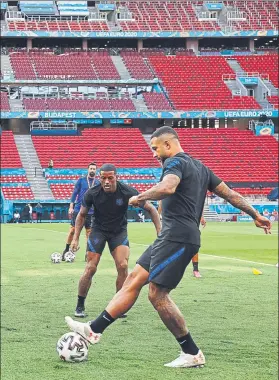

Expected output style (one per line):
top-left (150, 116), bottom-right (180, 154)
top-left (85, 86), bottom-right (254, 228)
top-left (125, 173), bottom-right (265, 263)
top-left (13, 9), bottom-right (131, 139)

top-left (1, 222), bottom-right (278, 380)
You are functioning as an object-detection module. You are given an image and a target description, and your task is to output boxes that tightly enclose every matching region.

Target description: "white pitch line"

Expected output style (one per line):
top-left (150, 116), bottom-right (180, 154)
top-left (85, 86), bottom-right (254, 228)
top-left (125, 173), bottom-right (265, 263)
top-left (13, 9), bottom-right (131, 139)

top-left (129, 242), bottom-right (276, 267)
top-left (23, 228), bottom-right (276, 267)
top-left (198, 254), bottom-right (275, 267)
top-left (21, 227), bottom-right (68, 235)
top-left (20, 227), bottom-right (86, 236)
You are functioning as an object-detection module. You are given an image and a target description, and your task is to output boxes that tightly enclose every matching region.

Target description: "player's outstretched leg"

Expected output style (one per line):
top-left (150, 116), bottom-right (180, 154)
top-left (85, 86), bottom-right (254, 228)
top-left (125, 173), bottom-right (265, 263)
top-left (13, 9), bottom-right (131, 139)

top-left (192, 253), bottom-right (202, 278)
top-left (148, 282), bottom-right (205, 368)
top-left (66, 264), bottom-right (149, 342)
top-left (75, 251), bottom-right (101, 317)
top-left (62, 226), bottom-right (75, 261)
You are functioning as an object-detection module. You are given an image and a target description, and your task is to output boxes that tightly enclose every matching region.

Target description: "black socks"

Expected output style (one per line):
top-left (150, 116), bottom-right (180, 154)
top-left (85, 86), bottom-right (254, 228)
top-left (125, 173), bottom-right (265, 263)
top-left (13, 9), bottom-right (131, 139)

top-left (193, 262), bottom-right (199, 271)
top-left (90, 310), bottom-right (115, 334)
top-left (77, 295), bottom-right (85, 309)
top-left (177, 333), bottom-right (199, 355)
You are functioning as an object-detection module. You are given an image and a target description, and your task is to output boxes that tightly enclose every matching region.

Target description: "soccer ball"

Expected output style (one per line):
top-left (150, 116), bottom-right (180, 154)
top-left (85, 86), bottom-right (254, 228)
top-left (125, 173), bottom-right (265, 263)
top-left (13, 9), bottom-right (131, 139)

top-left (64, 251), bottom-right (76, 263)
top-left (51, 252), bottom-right (62, 264)
top-left (57, 332), bottom-right (89, 363)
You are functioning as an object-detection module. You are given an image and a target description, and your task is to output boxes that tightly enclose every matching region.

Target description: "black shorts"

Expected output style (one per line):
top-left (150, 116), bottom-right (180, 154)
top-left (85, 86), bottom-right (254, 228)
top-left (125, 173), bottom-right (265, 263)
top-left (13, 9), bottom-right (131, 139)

top-left (137, 238), bottom-right (199, 289)
top-left (87, 227), bottom-right (129, 255)
top-left (70, 211), bottom-right (92, 230)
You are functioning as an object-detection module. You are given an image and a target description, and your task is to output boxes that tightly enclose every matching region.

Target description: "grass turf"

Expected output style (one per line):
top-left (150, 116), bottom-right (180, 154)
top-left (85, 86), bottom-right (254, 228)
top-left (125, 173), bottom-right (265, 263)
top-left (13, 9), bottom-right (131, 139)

top-left (1, 222), bottom-right (278, 380)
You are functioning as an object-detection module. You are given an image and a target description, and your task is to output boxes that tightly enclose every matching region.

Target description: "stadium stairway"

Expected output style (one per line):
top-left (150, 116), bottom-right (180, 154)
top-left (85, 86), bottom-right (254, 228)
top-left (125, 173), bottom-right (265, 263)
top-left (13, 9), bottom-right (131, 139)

top-left (132, 98), bottom-right (149, 112)
top-left (9, 98), bottom-right (24, 111)
top-left (224, 79), bottom-right (244, 95)
top-left (0, 55), bottom-right (13, 78)
top-left (227, 59), bottom-right (278, 109)
top-left (143, 134), bottom-right (153, 147)
top-left (226, 59), bottom-right (246, 75)
top-left (263, 80), bottom-right (278, 97)
top-left (14, 135), bottom-right (54, 200)
top-left (110, 56), bottom-right (132, 80)
top-left (203, 205), bottom-right (220, 221)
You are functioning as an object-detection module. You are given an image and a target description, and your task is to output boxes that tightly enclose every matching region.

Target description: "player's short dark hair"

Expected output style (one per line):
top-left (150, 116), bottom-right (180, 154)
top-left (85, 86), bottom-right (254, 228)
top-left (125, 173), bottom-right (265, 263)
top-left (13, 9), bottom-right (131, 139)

top-left (88, 162), bottom-right (97, 168)
top-left (100, 164), bottom-right (117, 174)
top-left (151, 126), bottom-right (179, 140)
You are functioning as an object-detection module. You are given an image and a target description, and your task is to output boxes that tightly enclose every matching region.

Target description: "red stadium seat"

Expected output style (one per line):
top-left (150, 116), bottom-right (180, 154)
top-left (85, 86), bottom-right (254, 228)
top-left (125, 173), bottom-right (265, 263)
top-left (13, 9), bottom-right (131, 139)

top-left (0, 131), bottom-right (22, 168)
top-left (176, 129), bottom-right (278, 182)
top-left (120, 50), bottom-right (154, 80)
top-left (32, 129), bottom-right (160, 169)
top-left (143, 92), bottom-right (173, 111)
top-left (23, 98), bottom-right (135, 111)
top-left (0, 92), bottom-right (10, 111)
top-left (235, 55), bottom-right (278, 88)
top-left (1, 186), bottom-right (35, 200)
top-left (148, 55), bottom-right (262, 111)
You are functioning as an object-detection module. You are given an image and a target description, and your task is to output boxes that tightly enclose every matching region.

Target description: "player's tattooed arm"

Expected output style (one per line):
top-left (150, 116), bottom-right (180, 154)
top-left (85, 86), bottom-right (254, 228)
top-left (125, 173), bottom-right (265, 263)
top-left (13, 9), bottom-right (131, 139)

top-left (213, 182), bottom-right (272, 234)
top-left (213, 182), bottom-right (259, 219)
top-left (137, 174), bottom-right (181, 201)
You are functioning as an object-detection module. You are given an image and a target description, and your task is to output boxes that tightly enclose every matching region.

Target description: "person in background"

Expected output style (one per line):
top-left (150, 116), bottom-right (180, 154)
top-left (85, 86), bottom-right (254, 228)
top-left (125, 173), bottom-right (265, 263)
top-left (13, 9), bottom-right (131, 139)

top-left (38, 115), bottom-right (43, 128)
top-left (48, 158), bottom-right (54, 169)
top-left (62, 163), bottom-right (100, 261)
top-left (65, 126), bottom-right (271, 369)
top-left (263, 209), bottom-right (270, 218)
top-left (28, 203), bottom-right (33, 223)
top-left (138, 210), bottom-right (145, 222)
top-left (35, 202), bottom-right (43, 223)
top-left (21, 204), bottom-right (30, 223)
top-left (13, 210), bottom-right (20, 223)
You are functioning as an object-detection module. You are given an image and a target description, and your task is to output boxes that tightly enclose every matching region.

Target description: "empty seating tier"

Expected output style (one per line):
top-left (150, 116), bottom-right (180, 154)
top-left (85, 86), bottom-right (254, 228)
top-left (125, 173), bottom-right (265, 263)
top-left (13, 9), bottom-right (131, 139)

top-left (118, 1), bottom-right (221, 31)
top-left (0, 92), bottom-right (10, 111)
top-left (9, 52), bottom-right (119, 80)
top-left (9, 52), bottom-right (37, 80)
top-left (6, 1), bottom-right (277, 32)
top-left (224, 0), bottom-right (278, 31)
top-left (232, 188), bottom-right (274, 196)
top-left (1, 175), bottom-right (28, 183)
top-left (50, 183), bottom-right (75, 200)
top-left (120, 50), bottom-right (154, 80)
top-left (143, 92), bottom-right (173, 111)
top-left (235, 55), bottom-right (278, 88)
top-left (32, 129), bottom-right (160, 168)
top-left (148, 56), bottom-right (262, 110)
top-left (176, 129), bottom-right (278, 182)
top-left (2, 187), bottom-right (35, 200)
top-left (8, 20), bottom-right (109, 32)
top-left (0, 131), bottom-right (22, 168)
top-left (23, 98), bottom-right (135, 111)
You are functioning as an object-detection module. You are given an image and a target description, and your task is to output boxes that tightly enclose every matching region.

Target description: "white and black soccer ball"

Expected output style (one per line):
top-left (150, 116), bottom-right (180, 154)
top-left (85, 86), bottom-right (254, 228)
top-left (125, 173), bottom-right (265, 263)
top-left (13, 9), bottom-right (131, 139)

top-left (51, 252), bottom-right (62, 264)
top-left (57, 332), bottom-right (89, 363)
top-left (64, 251), bottom-right (76, 263)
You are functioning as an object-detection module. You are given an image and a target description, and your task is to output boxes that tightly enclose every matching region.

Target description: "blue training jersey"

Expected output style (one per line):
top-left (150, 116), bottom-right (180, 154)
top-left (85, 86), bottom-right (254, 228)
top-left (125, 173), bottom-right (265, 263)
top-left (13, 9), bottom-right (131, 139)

top-left (71, 176), bottom-right (100, 214)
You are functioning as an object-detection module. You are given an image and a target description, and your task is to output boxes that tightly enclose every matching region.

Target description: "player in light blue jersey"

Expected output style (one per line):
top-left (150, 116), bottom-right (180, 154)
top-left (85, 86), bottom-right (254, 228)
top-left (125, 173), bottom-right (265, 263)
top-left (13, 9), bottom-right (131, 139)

top-left (62, 163), bottom-right (100, 261)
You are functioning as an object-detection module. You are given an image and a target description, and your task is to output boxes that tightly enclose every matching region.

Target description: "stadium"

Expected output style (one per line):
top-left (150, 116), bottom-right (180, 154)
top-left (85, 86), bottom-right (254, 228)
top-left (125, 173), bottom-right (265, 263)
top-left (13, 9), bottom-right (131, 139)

top-left (0, 0), bottom-right (278, 379)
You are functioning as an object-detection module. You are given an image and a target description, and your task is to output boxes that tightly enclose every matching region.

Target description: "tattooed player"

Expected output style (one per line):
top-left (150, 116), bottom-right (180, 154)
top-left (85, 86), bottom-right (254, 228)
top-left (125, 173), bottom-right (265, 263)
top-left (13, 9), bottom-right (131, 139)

top-left (65, 127), bottom-right (271, 368)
